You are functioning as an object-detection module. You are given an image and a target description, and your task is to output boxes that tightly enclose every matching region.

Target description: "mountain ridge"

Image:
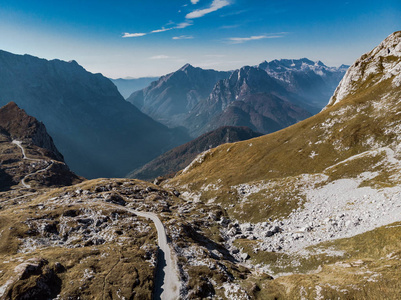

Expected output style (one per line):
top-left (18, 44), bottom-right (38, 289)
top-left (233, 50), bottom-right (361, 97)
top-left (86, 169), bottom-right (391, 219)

top-left (127, 64), bottom-right (232, 129)
top-left (129, 59), bottom-right (347, 138)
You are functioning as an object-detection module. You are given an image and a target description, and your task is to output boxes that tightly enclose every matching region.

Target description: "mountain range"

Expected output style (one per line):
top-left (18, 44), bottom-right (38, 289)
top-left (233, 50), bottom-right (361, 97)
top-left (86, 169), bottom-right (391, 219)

top-left (0, 50), bottom-right (189, 179)
top-left (128, 59), bottom-right (347, 138)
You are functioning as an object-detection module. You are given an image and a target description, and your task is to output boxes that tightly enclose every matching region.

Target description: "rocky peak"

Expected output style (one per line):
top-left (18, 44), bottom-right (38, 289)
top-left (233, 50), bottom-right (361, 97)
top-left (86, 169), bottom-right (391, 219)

top-left (179, 63), bottom-right (194, 72)
top-left (327, 31), bottom-right (401, 107)
top-left (0, 102), bottom-right (64, 161)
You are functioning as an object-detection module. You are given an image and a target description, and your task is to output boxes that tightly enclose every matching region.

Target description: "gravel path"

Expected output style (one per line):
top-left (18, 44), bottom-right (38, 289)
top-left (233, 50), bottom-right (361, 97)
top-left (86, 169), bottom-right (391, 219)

top-left (132, 210), bottom-right (180, 300)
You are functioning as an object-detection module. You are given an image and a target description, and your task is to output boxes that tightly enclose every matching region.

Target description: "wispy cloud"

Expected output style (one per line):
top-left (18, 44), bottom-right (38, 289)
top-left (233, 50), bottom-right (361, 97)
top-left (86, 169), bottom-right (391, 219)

top-left (149, 55), bottom-right (170, 59)
top-left (173, 35), bottom-right (194, 40)
top-left (186, 0), bottom-right (230, 19)
top-left (122, 32), bottom-right (147, 38)
top-left (191, 0), bottom-right (200, 4)
top-left (151, 27), bottom-right (172, 33)
top-left (175, 21), bottom-right (193, 29)
top-left (227, 35), bottom-right (283, 44)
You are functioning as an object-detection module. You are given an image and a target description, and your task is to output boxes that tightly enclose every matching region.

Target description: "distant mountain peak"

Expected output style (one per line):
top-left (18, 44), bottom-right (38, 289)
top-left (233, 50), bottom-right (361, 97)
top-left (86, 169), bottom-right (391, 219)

top-left (327, 31), bottom-right (401, 108)
top-left (179, 63), bottom-right (194, 71)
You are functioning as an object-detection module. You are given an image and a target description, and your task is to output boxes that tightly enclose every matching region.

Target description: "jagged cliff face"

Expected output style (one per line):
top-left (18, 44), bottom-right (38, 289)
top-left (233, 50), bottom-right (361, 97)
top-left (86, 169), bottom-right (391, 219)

top-left (258, 58), bottom-right (348, 109)
top-left (129, 60), bottom-right (344, 138)
top-left (0, 50), bottom-right (189, 178)
top-left (183, 66), bottom-right (312, 137)
top-left (127, 64), bottom-right (231, 128)
top-left (327, 31), bottom-right (401, 107)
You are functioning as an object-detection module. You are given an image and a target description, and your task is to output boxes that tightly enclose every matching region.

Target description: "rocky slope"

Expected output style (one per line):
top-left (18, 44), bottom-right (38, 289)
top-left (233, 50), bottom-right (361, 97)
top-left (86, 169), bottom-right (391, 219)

top-left (184, 66), bottom-right (312, 137)
top-left (165, 31), bottom-right (401, 298)
top-left (0, 102), bottom-right (82, 191)
top-left (128, 126), bottom-right (263, 181)
top-left (110, 77), bottom-right (158, 99)
top-left (0, 178), bottom-right (253, 299)
top-left (127, 64), bottom-right (231, 128)
top-left (0, 50), bottom-right (189, 178)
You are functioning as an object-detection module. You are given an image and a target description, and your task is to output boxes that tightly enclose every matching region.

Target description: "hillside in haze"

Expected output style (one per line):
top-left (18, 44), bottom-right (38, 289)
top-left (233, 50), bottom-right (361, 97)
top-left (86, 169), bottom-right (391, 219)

top-left (127, 64), bottom-right (232, 128)
top-left (258, 58), bottom-right (348, 109)
top-left (110, 77), bottom-right (159, 98)
top-left (0, 50), bottom-right (190, 178)
top-left (128, 126), bottom-right (263, 181)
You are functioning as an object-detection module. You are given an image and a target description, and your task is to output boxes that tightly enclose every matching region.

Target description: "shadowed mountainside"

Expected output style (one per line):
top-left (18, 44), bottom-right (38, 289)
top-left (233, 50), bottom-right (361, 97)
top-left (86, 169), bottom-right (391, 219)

top-left (0, 50), bottom-right (190, 178)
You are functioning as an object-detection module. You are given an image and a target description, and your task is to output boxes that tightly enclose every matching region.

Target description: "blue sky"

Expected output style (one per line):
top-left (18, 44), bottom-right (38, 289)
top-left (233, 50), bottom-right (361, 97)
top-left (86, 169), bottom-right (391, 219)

top-left (0, 0), bottom-right (400, 78)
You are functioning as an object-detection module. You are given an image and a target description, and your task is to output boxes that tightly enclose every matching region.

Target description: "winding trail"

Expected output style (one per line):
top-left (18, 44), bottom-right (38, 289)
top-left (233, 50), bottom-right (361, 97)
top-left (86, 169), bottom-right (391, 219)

top-left (103, 202), bottom-right (180, 300)
top-left (12, 140), bottom-right (54, 188)
top-left (131, 209), bottom-right (180, 300)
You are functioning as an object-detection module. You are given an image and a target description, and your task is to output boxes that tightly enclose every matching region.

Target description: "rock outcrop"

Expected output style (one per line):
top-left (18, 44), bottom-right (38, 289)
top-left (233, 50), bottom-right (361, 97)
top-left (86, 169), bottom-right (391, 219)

top-left (327, 31), bottom-right (401, 107)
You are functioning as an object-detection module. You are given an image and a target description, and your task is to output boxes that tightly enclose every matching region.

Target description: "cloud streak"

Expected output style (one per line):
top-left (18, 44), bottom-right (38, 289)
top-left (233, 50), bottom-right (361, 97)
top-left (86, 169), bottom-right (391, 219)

top-left (191, 0), bottom-right (200, 4)
top-left (173, 35), bottom-right (194, 40)
top-left (151, 27), bottom-right (172, 33)
top-left (122, 32), bottom-right (147, 38)
top-left (186, 0), bottom-right (230, 19)
top-left (228, 35), bottom-right (283, 44)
